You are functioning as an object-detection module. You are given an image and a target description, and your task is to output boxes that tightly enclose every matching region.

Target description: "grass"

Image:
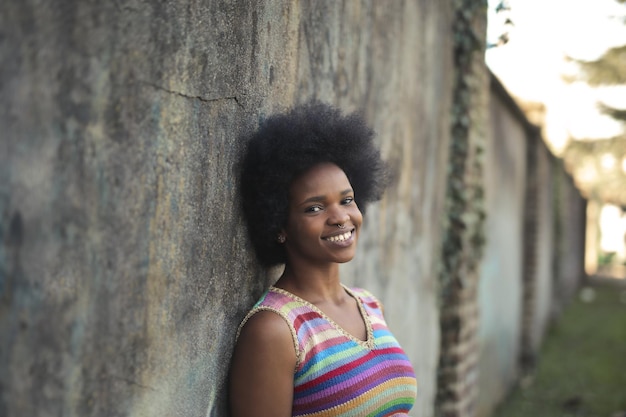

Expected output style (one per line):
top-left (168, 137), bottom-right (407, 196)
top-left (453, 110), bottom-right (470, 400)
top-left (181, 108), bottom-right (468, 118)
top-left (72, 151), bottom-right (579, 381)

top-left (493, 283), bottom-right (626, 417)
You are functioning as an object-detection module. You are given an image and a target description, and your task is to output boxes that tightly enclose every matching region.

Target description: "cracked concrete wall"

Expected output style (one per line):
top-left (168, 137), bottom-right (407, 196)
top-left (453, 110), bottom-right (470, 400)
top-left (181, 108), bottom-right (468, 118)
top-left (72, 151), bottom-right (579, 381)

top-left (0, 1), bottom-right (454, 416)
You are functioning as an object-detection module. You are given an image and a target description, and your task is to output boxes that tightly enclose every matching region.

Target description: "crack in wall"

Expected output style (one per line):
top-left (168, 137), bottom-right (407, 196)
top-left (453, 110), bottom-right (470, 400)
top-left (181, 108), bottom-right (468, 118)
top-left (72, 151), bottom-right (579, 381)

top-left (137, 80), bottom-right (244, 108)
top-left (106, 374), bottom-right (157, 391)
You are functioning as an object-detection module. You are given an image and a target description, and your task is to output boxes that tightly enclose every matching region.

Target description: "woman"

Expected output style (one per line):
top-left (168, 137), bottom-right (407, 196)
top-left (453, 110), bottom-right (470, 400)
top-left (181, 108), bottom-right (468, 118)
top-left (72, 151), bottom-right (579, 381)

top-left (230, 102), bottom-right (417, 417)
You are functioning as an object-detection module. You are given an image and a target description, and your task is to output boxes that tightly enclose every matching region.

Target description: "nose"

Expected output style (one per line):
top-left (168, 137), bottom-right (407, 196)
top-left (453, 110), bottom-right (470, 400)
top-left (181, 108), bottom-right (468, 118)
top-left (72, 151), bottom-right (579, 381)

top-left (327, 204), bottom-right (350, 226)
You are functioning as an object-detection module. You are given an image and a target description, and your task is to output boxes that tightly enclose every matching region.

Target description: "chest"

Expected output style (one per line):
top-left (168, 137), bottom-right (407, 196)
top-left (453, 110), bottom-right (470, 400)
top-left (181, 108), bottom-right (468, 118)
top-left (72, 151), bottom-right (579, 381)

top-left (291, 312), bottom-right (417, 417)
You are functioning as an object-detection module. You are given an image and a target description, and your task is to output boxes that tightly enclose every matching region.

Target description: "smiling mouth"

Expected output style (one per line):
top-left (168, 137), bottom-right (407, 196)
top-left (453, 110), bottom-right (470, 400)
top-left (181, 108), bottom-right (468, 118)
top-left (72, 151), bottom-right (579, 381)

top-left (324, 229), bottom-right (354, 242)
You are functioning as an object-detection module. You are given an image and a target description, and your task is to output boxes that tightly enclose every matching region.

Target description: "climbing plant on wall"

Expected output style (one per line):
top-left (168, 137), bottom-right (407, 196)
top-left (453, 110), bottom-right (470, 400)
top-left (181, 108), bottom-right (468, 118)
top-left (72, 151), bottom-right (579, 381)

top-left (436, 0), bottom-right (488, 415)
top-left (439, 0), bottom-right (487, 301)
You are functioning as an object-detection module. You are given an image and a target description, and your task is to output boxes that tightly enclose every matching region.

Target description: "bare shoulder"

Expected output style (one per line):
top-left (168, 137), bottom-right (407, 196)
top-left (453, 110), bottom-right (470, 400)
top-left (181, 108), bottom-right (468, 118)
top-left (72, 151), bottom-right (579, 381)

top-left (238, 309), bottom-right (295, 345)
top-left (229, 310), bottom-right (297, 417)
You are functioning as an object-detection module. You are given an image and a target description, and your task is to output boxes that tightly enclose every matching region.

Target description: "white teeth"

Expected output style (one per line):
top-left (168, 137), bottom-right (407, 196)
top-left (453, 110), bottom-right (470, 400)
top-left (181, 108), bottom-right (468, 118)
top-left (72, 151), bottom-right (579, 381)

top-left (327, 231), bottom-right (351, 242)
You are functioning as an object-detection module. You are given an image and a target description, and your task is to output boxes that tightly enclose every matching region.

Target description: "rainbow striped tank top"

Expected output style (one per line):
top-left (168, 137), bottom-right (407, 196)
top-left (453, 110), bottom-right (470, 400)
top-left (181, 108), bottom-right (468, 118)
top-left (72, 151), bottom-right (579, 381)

top-left (240, 286), bottom-right (417, 417)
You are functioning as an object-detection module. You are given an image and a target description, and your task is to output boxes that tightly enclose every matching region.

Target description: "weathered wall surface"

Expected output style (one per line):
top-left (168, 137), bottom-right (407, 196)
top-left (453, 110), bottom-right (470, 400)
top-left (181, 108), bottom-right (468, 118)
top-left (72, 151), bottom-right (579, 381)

top-left (1, 2), bottom-right (276, 417)
top-left (476, 85), bottom-right (528, 417)
top-left (0, 1), bottom-right (455, 417)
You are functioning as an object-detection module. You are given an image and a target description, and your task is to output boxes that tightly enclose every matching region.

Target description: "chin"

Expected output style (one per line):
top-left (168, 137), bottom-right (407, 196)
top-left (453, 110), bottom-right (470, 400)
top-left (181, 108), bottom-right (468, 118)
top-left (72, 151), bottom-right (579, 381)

top-left (334, 253), bottom-right (357, 264)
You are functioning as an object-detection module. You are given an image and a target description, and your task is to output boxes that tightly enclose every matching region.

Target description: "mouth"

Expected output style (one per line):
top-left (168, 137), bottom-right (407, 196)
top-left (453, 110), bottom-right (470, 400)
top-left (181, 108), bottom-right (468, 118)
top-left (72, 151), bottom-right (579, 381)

top-left (323, 229), bottom-right (355, 243)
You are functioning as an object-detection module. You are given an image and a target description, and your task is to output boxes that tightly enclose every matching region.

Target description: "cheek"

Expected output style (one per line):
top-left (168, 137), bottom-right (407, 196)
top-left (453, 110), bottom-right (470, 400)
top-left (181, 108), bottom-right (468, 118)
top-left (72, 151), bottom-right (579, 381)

top-left (351, 207), bottom-right (364, 226)
top-left (286, 217), bottom-right (316, 237)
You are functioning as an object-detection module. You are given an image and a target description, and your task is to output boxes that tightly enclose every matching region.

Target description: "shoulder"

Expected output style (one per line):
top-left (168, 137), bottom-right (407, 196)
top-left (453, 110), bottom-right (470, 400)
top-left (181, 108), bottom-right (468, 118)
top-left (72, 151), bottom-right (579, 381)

top-left (238, 309), bottom-right (292, 341)
top-left (236, 289), bottom-right (301, 354)
top-left (237, 309), bottom-right (296, 356)
top-left (230, 310), bottom-right (297, 417)
top-left (235, 290), bottom-right (303, 366)
top-left (230, 310), bottom-right (298, 394)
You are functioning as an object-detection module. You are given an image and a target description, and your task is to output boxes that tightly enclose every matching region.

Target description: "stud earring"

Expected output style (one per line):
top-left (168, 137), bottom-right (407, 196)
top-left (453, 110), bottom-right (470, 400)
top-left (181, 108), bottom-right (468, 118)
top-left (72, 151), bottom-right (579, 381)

top-left (277, 235), bottom-right (286, 243)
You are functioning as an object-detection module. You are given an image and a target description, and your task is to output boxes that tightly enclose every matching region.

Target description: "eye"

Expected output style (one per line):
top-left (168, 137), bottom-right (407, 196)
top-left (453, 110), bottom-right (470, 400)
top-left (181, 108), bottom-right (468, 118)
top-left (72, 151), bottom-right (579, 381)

top-left (342, 197), bottom-right (354, 205)
top-left (304, 205), bottom-right (323, 213)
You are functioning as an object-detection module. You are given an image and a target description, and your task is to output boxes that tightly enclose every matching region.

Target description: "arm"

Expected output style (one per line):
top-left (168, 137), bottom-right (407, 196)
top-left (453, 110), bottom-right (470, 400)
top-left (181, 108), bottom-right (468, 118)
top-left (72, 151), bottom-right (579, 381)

top-left (229, 310), bottom-right (297, 417)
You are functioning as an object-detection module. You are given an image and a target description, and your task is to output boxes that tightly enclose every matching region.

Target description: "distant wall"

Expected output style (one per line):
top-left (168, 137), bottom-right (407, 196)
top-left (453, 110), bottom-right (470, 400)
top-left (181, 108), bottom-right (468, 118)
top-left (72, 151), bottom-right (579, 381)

top-left (0, 2), bottom-right (456, 417)
top-left (475, 75), bottom-right (587, 417)
top-left (476, 80), bottom-right (528, 417)
top-left (525, 138), bottom-right (556, 356)
top-left (552, 166), bottom-right (587, 314)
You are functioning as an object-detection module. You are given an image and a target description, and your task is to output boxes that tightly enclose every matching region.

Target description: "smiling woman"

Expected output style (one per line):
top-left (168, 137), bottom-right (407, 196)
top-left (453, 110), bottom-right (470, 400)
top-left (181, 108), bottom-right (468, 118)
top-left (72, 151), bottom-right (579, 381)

top-left (230, 102), bottom-right (418, 417)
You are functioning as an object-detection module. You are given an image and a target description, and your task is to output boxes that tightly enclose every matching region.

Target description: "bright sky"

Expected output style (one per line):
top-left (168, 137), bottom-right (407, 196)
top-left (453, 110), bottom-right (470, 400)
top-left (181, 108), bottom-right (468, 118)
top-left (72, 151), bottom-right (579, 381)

top-left (486, 0), bottom-right (626, 153)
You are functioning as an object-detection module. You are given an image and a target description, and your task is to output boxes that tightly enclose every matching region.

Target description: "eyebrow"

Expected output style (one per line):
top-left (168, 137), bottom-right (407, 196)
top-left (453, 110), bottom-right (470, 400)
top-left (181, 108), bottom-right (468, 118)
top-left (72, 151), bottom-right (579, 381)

top-left (299, 188), bottom-right (353, 205)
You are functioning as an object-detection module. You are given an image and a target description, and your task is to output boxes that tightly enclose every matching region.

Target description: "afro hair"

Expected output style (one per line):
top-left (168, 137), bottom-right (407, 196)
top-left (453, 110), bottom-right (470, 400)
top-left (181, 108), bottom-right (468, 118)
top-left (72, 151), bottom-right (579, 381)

top-left (239, 101), bottom-right (388, 267)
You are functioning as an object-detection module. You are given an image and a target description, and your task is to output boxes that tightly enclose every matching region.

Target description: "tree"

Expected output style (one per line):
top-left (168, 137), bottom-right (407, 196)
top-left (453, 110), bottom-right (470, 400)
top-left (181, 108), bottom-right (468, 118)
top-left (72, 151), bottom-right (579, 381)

top-left (563, 0), bottom-right (626, 206)
top-left (564, 137), bottom-right (626, 206)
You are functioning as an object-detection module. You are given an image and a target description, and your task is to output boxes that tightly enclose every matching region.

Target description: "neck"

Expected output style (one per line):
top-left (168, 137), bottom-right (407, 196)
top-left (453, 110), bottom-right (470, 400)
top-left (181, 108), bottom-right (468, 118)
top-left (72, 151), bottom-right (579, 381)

top-left (275, 262), bottom-right (345, 304)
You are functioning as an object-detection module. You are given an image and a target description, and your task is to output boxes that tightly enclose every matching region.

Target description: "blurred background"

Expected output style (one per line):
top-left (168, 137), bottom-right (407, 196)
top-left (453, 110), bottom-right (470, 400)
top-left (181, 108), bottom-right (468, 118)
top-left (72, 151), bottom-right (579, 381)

top-left (487, 2), bottom-right (626, 415)
top-left (487, 0), bottom-right (626, 279)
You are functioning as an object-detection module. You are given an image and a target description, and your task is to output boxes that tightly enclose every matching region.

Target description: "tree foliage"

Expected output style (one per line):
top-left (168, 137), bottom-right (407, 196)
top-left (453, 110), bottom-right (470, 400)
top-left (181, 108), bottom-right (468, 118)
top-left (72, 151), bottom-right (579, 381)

top-left (567, 1), bottom-right (626, 121)
top-left (562, 0), bottom-right (626, 205)
top-left (574, 44), bottom-right (626, 86)
top-left (563, 136), bottom-right (626, 205)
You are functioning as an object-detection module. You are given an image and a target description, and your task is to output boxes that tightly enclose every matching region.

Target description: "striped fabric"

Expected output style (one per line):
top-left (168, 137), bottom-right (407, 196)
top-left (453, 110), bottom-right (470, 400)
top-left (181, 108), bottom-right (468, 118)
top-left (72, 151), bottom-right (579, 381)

top-left (241, 286), bottom-right (417, 417)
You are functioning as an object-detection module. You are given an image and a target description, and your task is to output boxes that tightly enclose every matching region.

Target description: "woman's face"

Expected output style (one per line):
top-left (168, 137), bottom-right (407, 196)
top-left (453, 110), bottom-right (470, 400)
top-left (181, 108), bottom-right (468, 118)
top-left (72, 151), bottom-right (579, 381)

top-left (282, 162), bottom-right (363, 267)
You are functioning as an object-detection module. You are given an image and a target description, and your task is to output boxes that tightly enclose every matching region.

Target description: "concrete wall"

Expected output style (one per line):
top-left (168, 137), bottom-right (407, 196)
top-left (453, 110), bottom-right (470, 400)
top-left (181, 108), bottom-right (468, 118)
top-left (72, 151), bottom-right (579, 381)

top-left (475, 76), bottom-right (587, 417)
top-left (527, 141), bottom-right (556, 354)
top-left (552, 168), bottom-right (587, 315)
top-left (476, 85), bottom-right (528, 417)
top-left (0, 1), bottom-right (455, 417)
